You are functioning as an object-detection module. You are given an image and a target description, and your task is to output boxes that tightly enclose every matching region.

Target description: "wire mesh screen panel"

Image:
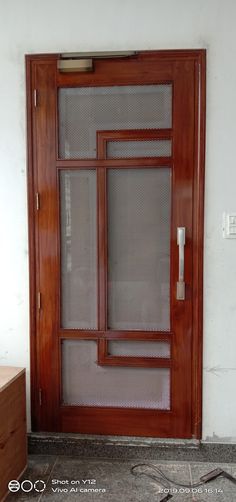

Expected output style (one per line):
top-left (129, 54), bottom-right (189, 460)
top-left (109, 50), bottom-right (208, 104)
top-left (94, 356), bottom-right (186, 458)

top-left (59, 85), bottom-right (172, 158)
top-left (62, 340), bottom-right (170, 409)
top-left (108, 168), bottom-right (171, 331)
top-left (60, 170), bottom-right (97, 329)
top-left (108, 340), bottom-right (170, 358)
top-left (107, 140), bottom-right (172, 159)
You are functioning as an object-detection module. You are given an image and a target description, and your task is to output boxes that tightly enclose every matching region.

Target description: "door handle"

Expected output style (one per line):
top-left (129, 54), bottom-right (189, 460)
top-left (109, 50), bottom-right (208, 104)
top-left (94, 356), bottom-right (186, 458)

top-left (176, 227), bottom-right (185, 300)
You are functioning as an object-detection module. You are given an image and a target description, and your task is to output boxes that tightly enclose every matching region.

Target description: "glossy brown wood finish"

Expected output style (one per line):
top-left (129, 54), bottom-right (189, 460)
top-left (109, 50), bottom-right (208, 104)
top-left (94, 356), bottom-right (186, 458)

top-left (59, 330), bottom-right (172, 339)
top-left (96, 129), bottom-right (173, 160)
top-left (56, 158), bottom-right (172, 168)
top-left (170, 60), bottom-right (195, 438)
top-left (31, 60), bottom-right (60, 430)
top-left (61, 407), bottom-right (175, 437)
top-left (98, 356), bottom-right (172, 368)
top-left (97, 167), bottom-right (107, 331)
top-left (27, 50), bottom-right (206, 438)
top-left (97, 337), bottom-right (172, 367)
top-left (56, 57), bottom-right (174, 88)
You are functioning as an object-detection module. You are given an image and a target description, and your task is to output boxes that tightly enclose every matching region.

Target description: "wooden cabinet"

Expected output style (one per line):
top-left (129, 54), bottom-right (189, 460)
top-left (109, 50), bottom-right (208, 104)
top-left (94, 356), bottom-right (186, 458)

top-left (0, 367), bottom-right (27, 501)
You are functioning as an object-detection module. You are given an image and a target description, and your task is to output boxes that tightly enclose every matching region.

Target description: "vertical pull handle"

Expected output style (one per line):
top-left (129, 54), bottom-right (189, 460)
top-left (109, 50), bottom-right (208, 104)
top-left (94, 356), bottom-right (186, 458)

top-left (176, 227), bottom-right (185, 300)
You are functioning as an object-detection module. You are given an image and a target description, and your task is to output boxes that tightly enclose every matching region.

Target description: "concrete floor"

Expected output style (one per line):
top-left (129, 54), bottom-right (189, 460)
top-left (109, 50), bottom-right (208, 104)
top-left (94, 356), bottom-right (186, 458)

top-left (6, 455), bottom-right (236, 501)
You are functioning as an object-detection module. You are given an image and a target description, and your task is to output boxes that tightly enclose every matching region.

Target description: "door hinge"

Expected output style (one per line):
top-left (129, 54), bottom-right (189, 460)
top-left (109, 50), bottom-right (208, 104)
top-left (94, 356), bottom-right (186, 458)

top-left (33, 89), bottom-right (38, 108)
top-left (39, 388), bottom-right (42, 406)
top-left (37, 291), bottom-right (41, 311)
top-left (36, 192), bottom-right (40, 211)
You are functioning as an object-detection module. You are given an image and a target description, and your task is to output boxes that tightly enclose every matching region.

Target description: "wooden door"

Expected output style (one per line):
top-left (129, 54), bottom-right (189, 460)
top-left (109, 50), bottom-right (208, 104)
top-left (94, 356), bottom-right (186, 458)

top-left (26, 50), bottom-right (206, 438)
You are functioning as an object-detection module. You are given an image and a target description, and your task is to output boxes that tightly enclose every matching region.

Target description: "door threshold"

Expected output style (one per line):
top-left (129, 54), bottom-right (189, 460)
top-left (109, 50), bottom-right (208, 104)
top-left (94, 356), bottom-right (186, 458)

top-left (28, 433), bottom-right (204, 460)
top-left (28, 433), bottom-right (236, 463)
top-left (29, 432), bottom-right (199, 448)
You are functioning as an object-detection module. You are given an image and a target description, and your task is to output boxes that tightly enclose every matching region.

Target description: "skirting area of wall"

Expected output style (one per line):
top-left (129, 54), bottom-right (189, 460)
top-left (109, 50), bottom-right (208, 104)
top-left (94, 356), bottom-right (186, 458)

top-left (28, 434), bottom-right (236, 463)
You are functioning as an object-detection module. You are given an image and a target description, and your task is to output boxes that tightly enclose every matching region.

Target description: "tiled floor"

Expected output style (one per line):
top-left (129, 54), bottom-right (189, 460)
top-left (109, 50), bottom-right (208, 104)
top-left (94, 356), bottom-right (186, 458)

top-left (6, 455), bottom-right (236, 501)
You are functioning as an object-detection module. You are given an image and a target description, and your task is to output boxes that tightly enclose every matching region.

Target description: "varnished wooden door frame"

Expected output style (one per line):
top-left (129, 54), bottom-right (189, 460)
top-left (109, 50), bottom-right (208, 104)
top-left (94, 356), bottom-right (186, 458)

top-left (26, 50), bottom-right (206, 438)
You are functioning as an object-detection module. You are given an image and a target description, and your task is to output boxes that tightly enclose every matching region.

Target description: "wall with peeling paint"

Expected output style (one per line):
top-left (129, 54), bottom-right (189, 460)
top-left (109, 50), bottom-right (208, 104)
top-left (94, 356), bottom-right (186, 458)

top-left (0, 0), bottom-right (236, 441)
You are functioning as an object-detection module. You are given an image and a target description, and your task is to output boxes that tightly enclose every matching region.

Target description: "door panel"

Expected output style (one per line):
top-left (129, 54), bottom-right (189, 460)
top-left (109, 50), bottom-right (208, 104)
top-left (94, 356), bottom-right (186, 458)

top-left (60, 169), bottom-right (97, 329)
top-left (106, 139), bottom-right (172, 158)
top-left (59, 84), bottom-right (172, 159)
top-left (27, 50), bottom-right (206, 438)
top-left (107, 340), bottom-right (170, 358)
top-left (107, 168), bottom-right (171, 331)
top-left (62, 340), bottom-right (170, 409)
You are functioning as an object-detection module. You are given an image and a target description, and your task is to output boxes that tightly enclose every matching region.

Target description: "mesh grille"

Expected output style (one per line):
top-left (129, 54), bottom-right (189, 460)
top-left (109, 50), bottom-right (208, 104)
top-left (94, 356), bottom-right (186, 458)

top-left (108, 340), bottom-right (170, 358)
top-left (59, 85), bottom-right (172, 159)
top-left (62, 340), bottom-right (170, 409)
top-left (107, 139), bottom-right (171, 159)
top-left (108, 168), bottom-right (171, 331)
top-left (60, 170), bottom-right (97, 329)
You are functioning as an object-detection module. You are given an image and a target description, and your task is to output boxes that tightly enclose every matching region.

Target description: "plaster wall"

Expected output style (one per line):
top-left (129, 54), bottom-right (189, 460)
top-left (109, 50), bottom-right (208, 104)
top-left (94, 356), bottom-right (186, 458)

top-left (0, 0), bottom-right (235, 440)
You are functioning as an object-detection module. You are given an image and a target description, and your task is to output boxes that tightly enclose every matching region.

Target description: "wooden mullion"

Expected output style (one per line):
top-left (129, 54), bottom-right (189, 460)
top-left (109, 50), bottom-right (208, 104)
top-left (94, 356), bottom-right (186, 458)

top-left (97, 128), bottom-right (173, 140)
top-left (58, 330), bottom-right (172, 340)
top-left (97, 356), bottom-right (172, 368)
top-left (59, 332), bottom-right (102, 339)
top-left (97, 338), bottom-right (107, 364)
top-left (103, 331), bottom-right (172, 340)
top-left (97, 167), bottom-right (107, 331)
top-left (56, 158), bottom-right (172, 168)
top-left (97, 166), bottom-right (107, 367)
top-left (96, 131), bottom-right (106, 160)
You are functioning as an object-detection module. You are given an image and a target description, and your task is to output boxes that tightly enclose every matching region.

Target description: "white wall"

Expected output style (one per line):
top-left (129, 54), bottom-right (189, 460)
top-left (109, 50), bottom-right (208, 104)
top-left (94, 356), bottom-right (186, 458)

top-left (0, 0), bottom-right (236, 441)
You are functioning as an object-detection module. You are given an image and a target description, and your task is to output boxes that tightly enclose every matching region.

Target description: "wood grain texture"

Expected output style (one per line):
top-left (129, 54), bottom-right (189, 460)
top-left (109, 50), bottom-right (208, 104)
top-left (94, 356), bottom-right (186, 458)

top-left (26, 50), bottom-right (206, 438)
top-left (98, 167), bottom-right (107, 331)
top-left (59, 330), bottom-right (172, 339)
top-left (32, 60), bottom-right (60, 431)
top-left (97, 336), bottom-right (172, 367)
top-left (0, 367), bottom-right (25, 392)
top-left (56, 57), bottom-right (174, 87)
top-left (98, 356), bottom-right (172, 368)
top-left (56, 158), bottom-right (172, 168)
top-left (170, 59), bottom-right (195, 438)
top-left (96, 129), bottom-right (173, 160)
top-left (0, 372), bottom-right (27, 501)
top-left (61, 407), bottom-right (180, 438)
